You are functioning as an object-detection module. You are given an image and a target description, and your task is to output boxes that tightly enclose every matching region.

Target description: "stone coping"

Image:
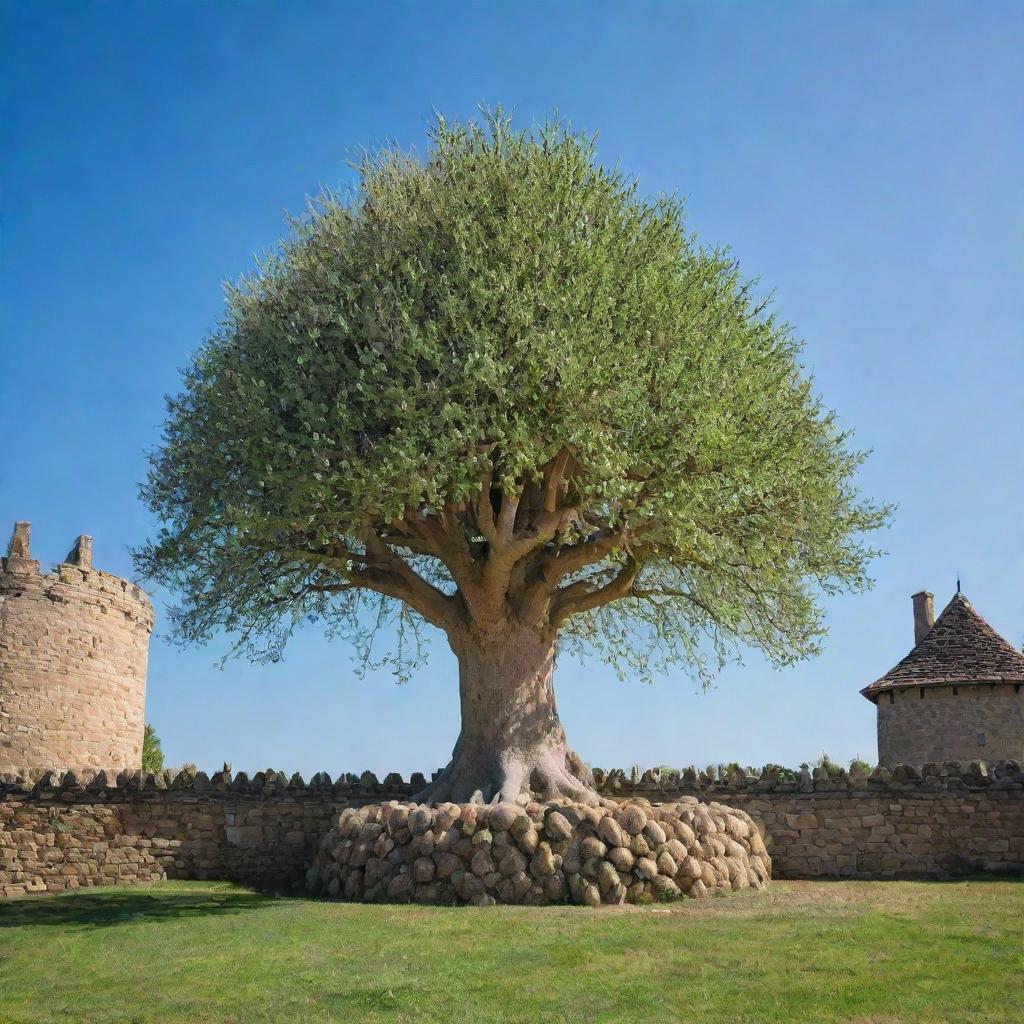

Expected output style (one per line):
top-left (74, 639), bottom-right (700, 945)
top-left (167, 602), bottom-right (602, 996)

top-left (2, 759), bottom-right (1021, 801)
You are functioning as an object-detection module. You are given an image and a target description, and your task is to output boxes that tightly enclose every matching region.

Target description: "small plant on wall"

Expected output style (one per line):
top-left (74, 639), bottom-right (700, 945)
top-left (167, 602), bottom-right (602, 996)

top-left (141, 723), bottom-right (164, 773)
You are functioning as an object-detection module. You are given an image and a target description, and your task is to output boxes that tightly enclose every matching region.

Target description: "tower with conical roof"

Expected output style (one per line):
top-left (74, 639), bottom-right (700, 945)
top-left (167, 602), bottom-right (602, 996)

top-left (862, 590), bottom-right (1024, 767)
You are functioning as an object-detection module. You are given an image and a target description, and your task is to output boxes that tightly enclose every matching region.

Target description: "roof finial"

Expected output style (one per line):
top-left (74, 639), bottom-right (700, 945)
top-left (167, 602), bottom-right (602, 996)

top-left (956, 573), bottom-right (961, 594)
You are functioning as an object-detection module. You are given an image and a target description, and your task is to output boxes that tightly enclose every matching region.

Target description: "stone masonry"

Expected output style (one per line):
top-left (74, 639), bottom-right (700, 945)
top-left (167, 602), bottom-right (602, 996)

top-left (0, 522), bottom-right (154, 774)
top-left (862, 591), bottom-right (1024, 767)
top-left (2, 761), bottom-right (1020, 899)
top-left (876, 684), bottom-right (1024, 767)
top-left (309, 797), bottom-right (769, 906)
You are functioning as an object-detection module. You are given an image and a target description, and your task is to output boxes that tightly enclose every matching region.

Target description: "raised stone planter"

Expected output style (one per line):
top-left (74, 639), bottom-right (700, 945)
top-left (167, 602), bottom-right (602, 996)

top-left (307, 796), bottom-right (771, 906)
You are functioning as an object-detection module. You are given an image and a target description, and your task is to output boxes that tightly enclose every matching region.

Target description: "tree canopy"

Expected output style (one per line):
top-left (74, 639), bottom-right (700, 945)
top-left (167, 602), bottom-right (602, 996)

top-left (137, 111), bottom-right (888, 687)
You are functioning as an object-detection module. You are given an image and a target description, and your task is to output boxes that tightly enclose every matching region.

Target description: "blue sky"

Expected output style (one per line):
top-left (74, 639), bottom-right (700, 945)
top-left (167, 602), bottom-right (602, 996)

top-left (2, 1), bottom-right (1022, 778)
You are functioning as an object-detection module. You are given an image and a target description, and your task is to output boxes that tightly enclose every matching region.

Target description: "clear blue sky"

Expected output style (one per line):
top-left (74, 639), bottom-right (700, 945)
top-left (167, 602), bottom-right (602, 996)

top-left (2, 1), bottom-right (1021, 778)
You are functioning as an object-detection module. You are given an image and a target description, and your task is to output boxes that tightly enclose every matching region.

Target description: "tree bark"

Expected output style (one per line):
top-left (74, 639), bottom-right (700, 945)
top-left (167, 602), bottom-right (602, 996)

top-left (414, 626), bottom-right (599, 805)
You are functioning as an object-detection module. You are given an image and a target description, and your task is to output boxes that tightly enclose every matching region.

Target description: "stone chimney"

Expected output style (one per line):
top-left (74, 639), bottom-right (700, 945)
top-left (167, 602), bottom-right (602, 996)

top-left (912, 590), bottom-right (935, 644)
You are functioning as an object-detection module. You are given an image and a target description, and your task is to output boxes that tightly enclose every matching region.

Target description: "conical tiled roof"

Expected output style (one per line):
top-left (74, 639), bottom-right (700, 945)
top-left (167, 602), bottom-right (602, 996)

top-left (862, 592), bottom-right (1024, 701)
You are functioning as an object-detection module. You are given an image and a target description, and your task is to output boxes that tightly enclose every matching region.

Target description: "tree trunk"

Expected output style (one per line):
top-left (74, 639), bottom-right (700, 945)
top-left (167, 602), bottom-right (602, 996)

top-left (414, 626), bottom-right (600, 805)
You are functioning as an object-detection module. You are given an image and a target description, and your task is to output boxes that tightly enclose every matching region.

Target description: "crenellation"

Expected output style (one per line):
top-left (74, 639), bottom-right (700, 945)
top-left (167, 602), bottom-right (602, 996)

top-left (5, 521), bottom-right (34, 565)
top-left (64, 533), bottom-right (93, 570)
top-left (1, 521), bottom-right (154, 775)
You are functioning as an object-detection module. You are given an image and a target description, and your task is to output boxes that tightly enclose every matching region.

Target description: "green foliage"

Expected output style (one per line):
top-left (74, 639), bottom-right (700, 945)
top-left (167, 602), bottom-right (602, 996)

top-left (141, 724), bottom-right (164, 773)
top-left (137, 109), bottom-right (889, 681)
top-left (849, 755), bottom-right (874, 774)
top-left (761, 763), bottom-right (798, 782)
top-left (815, 752), bottom-right (844, 779)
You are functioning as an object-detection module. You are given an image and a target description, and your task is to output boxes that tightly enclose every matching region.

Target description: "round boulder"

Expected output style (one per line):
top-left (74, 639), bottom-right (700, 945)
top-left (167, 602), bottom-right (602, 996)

top-left (309, 796), bottom-right (770, 907)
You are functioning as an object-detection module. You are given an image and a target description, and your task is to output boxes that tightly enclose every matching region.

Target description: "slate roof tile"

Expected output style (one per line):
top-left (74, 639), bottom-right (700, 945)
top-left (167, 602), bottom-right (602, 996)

top-left (862, 592), bottom-right (1024, 700)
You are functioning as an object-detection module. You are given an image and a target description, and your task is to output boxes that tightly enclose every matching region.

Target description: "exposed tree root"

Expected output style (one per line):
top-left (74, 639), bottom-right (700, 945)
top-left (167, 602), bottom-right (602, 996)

top-left (412, 627), bottom-right (614, 807)
top-left (412, 744), bottom-right (609, 807)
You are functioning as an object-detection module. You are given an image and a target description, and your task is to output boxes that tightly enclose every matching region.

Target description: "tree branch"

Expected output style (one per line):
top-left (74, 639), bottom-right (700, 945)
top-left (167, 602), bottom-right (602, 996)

top-left (278, 538), bottom-right (461, 634)
top-left (475, 468), bottom-right (498, 544)
top-left (515, 528), bottom-right (625, 625)
top-left (550, 557), bottom-right (642, 626)
top-left (361, 531), bottom-right (463, 632)
top-left (542, 447), bottom-right (574, 512)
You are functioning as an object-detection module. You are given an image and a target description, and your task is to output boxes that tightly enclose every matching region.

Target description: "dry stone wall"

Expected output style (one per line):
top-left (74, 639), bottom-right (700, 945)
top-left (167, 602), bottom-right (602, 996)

top-left (1, 760), bottom-right (1021, 898)
top-left (308, 797), bottom-right (769, 906)
top-left (0, 769), bottom-right (341, 898)
top-left (597, 761), bottom-right (1024, 878)
top-left (0, 524), bottom-right (154, 774)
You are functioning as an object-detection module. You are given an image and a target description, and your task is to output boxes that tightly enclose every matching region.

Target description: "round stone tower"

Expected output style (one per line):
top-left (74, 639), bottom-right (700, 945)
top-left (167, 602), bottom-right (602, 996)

top-left (0, 521), bottom-right (154, 774)
top-left (862, 590), bottom-right (1024, 767)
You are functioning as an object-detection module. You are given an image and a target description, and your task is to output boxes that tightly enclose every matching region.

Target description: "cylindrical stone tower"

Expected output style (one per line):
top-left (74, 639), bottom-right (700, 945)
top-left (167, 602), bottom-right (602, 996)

top-left (862, 589), bottom-right (1024, 767)
top-left (0, 521), bottom-right (154, 774)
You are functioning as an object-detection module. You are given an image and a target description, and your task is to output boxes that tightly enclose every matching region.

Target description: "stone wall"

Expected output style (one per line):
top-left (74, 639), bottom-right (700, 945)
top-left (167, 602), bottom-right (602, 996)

top-left (2, 761), bottom-right (1021, 898)
top-left (876, 683), bottom-right (1024, 768)
top-left (662, 770), bottom-right (1022, 879)
top-left (0, 770), bottom-right (341, 898)
top-left (0, 523), bottom-right (154, 774)
top-left (599, 760), bottom-right (1024, 879)
top-left (308, 797), bottom-right (769, 906)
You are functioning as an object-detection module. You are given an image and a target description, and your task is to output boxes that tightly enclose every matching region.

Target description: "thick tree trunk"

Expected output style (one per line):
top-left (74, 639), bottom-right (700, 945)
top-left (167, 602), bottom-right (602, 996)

top-left (414, 626), bottom-right (600, 805)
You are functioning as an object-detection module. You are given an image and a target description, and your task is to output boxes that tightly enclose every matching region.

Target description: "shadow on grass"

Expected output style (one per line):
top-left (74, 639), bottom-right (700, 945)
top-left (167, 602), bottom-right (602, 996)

top-left (0, 887), bottom-right (271, 929)
top-left (780, 872), bottom-right (1023, 885)
top-left (924, 873), bottom-right (1024, 884)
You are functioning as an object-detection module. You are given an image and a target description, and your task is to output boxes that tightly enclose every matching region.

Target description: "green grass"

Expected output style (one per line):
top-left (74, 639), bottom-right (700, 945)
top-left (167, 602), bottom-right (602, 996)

top-left (0, 880), bottom-right (1021, 1023)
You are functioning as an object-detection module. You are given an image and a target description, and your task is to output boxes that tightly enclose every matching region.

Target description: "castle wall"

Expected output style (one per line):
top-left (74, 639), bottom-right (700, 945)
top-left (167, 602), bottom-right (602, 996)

top-left (2, 762), bottom-right (1021, 898)
top-left (0, 528), bottom-right (154, 774)
top-left (876, 684), bottom-right (1024, 768)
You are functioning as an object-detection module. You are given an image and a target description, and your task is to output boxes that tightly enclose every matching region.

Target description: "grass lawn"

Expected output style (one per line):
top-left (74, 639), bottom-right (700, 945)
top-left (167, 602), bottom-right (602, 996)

top-left (0, 879), bottom-right (1021, 1024)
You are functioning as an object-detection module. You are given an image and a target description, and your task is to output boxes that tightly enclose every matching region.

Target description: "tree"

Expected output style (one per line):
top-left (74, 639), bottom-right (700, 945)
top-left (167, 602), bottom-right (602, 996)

top-left (142, 723), bottom-right (164, 773)
top-left (137, 112), bottom-right (888, 806)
